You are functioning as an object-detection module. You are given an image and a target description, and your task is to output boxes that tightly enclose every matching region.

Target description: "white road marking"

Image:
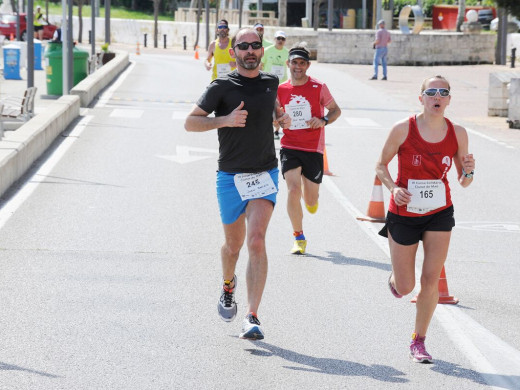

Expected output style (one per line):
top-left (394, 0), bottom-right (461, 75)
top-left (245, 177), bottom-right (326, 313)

top-left (322, 175), bottom-right (520, 389)
top-left (344, 117), bottom-right (381, 128)
top-left (96, 61), bottom-right (136, 108)
top-left (157, 145), bottom-right (218, 164)
top-left (456, 221), bottom-right (520, 233)
top-left (466, 127), bottom-right (516, 149)
top-left (0, 115), bottom-right (94, 231)
top-left (109, 108), bottom-right (144, 118)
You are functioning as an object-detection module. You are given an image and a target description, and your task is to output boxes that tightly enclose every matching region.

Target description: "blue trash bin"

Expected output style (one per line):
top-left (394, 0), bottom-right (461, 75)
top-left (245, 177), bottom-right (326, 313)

top-left (34, 39), bottom-right (43, 70)
top-left (3, 44), bottom-right (22, 80)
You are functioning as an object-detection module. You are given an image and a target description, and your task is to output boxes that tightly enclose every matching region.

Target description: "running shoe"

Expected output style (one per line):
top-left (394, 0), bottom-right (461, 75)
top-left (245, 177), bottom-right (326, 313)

top-left (388, 272), bottom-right (403, 298)
top-left (218, 276), bottom-right (237, 322)
top-left (410, 333), bottom-right (433, 363)
top-left (239, 312), bottom-right (264, 340)
top-left (305, 202), bottom-right (319, 214)
top-left (291, 239), bottom-right (307, 255)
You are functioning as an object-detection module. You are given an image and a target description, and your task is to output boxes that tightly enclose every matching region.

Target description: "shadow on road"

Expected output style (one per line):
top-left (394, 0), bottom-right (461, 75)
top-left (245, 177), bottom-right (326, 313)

top-left (0, 361), bottom-right (61, 378)
top-left (245, 341), bottom-right (408, 383)
top-left (432, 359), bottom-right (520, 389)
top-left (307, 251), bottom-right (391, 272)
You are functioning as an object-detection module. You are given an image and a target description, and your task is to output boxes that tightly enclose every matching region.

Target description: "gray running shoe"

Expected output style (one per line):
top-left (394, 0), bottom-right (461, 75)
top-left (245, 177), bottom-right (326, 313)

top-left (239, 312), bottom-right (264, 340)
top-left (218, 276), bottom-right (237, 322)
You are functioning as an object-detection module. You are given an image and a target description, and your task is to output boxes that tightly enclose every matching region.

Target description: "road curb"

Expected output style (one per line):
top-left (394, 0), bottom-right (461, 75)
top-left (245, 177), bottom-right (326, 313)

top-left (71, 50), bottom-right (130, 107)
top-left (0, 51), bottom-right (129, 198)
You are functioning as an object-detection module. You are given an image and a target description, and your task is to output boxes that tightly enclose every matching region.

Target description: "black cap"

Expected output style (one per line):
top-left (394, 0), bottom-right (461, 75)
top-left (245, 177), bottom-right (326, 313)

top-left (288, 48), bottom-right (310, 61)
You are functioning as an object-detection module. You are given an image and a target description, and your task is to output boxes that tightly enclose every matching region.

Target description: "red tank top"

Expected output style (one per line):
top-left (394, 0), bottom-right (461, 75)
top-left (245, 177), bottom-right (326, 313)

top-left (277, 77), bottom-right (333, 154)
top-left (389, 115), bottom-right (459, 217)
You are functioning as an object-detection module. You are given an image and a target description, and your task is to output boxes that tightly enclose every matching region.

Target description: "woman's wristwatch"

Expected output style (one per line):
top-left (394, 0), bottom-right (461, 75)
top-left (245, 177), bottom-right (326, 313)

top-left (462, 168), bottom-right (474, 178)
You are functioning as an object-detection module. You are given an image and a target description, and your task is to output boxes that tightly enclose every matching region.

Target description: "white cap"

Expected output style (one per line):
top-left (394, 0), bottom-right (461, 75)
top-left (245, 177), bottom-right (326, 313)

top-left (274, 30), bottom-right (286, 38)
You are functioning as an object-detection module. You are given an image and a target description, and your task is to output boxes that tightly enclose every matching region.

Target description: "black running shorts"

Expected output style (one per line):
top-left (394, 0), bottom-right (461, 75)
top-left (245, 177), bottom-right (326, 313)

top-left (378, 205), bottom-right (455, 246)
top-left (280, 148), bottom-right (324, 184)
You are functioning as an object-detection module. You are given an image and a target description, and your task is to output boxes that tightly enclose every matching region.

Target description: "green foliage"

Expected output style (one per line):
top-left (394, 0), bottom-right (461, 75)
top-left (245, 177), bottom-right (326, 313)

top-left (391, 0), bottom-right (496, 18)
top-left (496, 0), bottom-right (520, 18)
top-left (44, 2), bottom-right (174, 20)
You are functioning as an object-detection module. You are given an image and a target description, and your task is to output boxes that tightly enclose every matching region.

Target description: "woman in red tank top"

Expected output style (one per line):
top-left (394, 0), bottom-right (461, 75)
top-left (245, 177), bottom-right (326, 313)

top-left (375, 75), bottom-right (476, 363)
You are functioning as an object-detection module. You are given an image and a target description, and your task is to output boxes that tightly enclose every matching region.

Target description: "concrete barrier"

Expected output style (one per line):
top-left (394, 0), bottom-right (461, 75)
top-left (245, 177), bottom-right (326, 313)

top-left (71, 50), bottom-right (130, 107)
top-left (488, 71), bottom-right (520, 117)
top-left (0, 48), bottom-right (129, 197)
top-left (0, 95), bottom-right (80, 196)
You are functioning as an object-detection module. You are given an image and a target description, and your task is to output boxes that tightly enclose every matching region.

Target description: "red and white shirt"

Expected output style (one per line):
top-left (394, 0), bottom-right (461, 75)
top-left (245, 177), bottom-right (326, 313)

top-left (277, 76), bottom-right (333, 154)
top-left (389, 115), bottom-right (459, 216)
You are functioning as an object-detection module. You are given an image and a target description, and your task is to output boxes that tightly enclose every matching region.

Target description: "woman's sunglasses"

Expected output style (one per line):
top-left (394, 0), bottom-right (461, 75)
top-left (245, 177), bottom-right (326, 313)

top-left (422, 88), bottom-right (450, 97)
top-left (234, 41), bottom-right (263, 50)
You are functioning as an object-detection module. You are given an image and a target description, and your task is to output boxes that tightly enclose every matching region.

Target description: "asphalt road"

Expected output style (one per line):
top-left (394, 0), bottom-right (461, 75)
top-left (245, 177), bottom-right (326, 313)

top-left (0, 51), bottom-right (519, 389)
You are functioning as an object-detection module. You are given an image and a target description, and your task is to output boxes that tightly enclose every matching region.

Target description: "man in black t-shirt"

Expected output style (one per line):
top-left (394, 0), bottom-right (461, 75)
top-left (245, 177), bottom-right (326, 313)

top-left (185, 28), bottom-right (290, 340)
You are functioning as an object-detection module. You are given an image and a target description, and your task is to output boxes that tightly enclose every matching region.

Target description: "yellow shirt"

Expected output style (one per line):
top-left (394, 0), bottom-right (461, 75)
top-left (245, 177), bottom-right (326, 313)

top-left (212, 38), bottom-right (235, 80)
top-left (34, 12), bottom-right (43, 26)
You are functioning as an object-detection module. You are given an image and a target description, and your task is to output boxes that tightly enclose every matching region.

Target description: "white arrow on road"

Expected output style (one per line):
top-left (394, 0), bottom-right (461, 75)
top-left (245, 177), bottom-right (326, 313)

top-left (157, 145), bottom-right (218, 164)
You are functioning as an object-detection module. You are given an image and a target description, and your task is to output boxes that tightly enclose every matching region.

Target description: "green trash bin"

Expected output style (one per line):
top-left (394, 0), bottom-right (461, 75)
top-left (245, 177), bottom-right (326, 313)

top-left (45, 42), bottom-right (89, 96)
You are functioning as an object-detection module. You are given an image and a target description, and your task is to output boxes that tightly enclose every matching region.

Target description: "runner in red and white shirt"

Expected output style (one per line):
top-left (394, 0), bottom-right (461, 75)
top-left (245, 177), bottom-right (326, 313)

top-left (376, 75), bottom-right (476, 364)
top-left (277, 45), bottom-right (341, 255)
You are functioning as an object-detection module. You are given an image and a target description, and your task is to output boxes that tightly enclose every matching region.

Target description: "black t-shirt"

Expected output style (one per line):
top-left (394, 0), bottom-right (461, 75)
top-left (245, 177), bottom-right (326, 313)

top-left (196, 70), bottom-right (279, 173)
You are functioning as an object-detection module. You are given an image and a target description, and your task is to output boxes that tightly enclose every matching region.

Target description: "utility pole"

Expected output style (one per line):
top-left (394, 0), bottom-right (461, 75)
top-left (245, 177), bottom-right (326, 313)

top-left (27, 0), bottom-right (34, 88)
top-left (495, 8), bottom-right (507, 65)
top-left (327, 0), bottom-right (332, 30)
top-left (105, 0), bottom-right (111, 44)
top-left (91, 0), bottom-right (96, 55)
top-left (62, 0), bottom-right (70, 94)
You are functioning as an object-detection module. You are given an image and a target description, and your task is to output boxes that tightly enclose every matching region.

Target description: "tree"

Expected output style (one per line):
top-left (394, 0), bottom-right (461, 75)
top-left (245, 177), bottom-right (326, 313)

top-left (496, 0), bottom-right (520, 18)
top-left (278, 0), bottom-right (287, 27)
top-left (455, 0), bottom-right (465, 32)
top-left (77, 0), bottom-right (84, 43)
top-left (152, 0), bottom-right (160, 48)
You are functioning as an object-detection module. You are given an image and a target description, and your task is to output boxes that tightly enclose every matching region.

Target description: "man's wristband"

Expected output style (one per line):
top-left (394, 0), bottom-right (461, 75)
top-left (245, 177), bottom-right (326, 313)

top-left (321, 116), bottom-right (329, 126)
top-left (462, 168), bottom-right (474, 178)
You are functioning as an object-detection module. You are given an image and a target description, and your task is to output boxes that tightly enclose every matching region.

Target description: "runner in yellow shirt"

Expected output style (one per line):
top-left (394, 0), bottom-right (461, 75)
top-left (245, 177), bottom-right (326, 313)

top-left (205, 20), bottom-right (236, 80)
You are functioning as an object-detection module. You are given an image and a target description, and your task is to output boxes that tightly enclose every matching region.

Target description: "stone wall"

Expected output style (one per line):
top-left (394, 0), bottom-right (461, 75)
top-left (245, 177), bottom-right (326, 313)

top-left (50, 16), bottom-right (497, 65)
top-left (317, 30), bottom-right (496, 65)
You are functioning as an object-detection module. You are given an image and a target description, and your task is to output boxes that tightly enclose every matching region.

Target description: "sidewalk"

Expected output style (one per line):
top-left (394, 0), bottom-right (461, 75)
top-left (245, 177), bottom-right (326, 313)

top-left (327, 62), bottom-right (520, 148)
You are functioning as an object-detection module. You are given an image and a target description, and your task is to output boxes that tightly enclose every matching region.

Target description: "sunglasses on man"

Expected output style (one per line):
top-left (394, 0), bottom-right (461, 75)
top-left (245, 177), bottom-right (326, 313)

top-left (276, 37), bottom-right (286, 41)
top-left (217, 25), bottom-right (228, 29)
top-left (234, 41), bottom-right (263, 50)
top-left (422, 88), bottom-right (450, 97)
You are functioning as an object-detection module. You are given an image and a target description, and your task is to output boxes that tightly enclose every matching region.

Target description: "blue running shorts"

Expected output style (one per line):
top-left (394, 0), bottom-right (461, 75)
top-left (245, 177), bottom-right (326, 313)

top-left (216, 167), bottom-right (279, 225)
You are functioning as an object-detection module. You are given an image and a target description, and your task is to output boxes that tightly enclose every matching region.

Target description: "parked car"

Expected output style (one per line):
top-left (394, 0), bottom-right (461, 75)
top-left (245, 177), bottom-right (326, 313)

top-left (478, 9), bottom-right (494, 30)
top-left (490, 16), bottom-right (520, 33)
top-left (0, 13), bottom-right (57, 41)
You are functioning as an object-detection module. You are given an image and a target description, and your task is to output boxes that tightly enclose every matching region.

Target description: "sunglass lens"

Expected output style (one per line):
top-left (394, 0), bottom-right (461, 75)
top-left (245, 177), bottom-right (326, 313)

top-left (439, 89), bottom-right (450, 97)
top-left (251, 42), bottom-right (262, 49)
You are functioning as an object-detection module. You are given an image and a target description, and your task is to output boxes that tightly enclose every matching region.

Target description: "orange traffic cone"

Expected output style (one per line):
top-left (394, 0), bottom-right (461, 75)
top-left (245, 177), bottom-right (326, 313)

top-left (194, 45), bottom-right (199, 60)
top-left (136, 42), bottom-right (141, 55)
top-left (323, 146), bottom-right (333, 176)
top-left (410, 266), bottom-right (459, 305)
top-left (356, 176), bottom-right (386, 223)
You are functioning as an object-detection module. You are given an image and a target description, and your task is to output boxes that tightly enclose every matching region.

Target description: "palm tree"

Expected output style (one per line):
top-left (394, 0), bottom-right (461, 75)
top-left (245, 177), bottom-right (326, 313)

top-left (456, 0), bottom-right (465, 32)
top-left (153, 0), bottom-right (161, 48)
top-left (278, 0), bottom-right (287, 27)
top-left (77, 0), bottom-right (84, 43)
